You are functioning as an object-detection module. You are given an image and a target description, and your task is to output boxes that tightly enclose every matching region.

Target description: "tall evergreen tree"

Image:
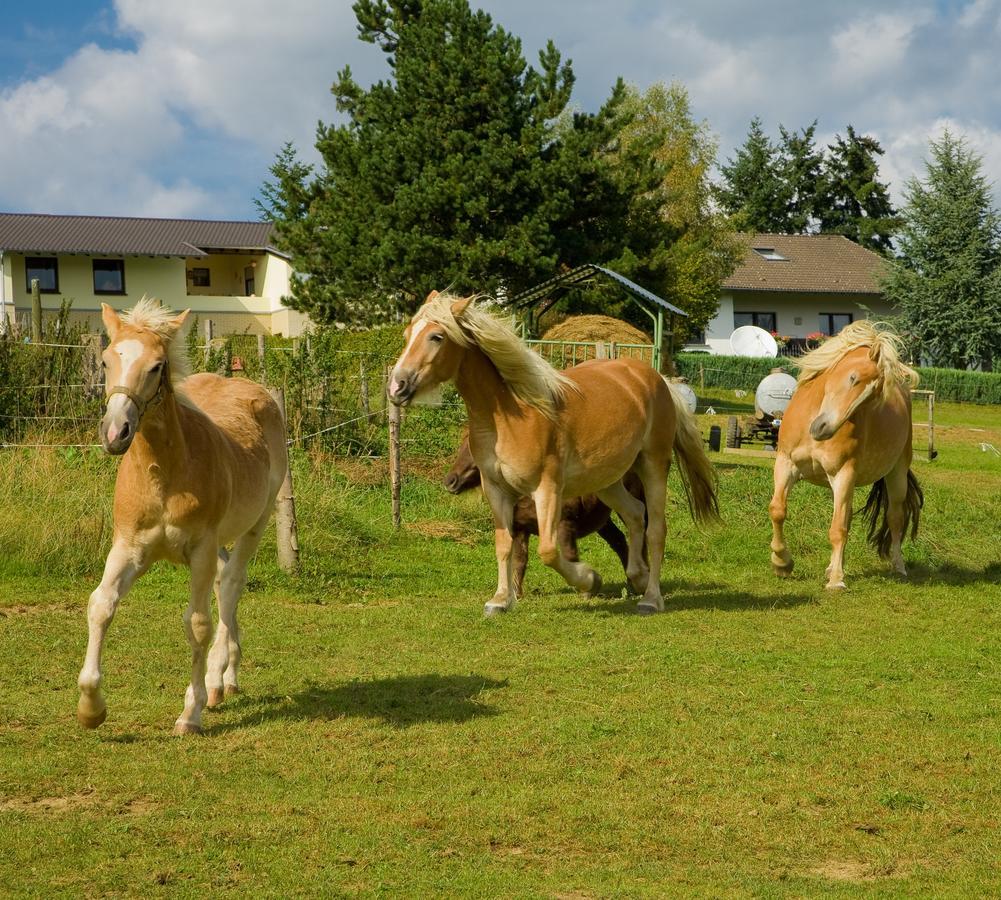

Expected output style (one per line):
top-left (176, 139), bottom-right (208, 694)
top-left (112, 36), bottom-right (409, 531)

top-left (268, 0), bottom-right (657, 325)
top-left (777, 122), bottom-right (824, 233)
top-left (883, 131), bottom-right (1001, 369)
top-left (819, 125), bottom-right (898, 253)
top-left (254, 142), bottom-right (314, 224)
top-left (715, 118), bottom-right (789, 232)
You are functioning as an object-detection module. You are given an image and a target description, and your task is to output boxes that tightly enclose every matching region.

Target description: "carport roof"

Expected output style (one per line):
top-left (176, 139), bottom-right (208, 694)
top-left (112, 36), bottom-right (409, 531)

top-left (0, 213), bottom-right (287, 259)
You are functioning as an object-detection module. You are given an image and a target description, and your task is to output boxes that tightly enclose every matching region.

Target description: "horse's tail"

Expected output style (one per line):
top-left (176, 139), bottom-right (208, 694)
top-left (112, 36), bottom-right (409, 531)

top-left (860, 470), bottom-right (924, 559)
top-left (667, 383), bottom-right (721, 525)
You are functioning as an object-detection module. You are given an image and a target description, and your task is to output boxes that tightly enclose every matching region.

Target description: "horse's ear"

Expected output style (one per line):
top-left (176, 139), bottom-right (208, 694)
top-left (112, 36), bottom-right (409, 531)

top-left (167, 309), bottom-right (191, 334)
top-left (869, 342), bottom-right (882, 363)
top-left (426, 290), bottom-right (440, 302)
top-left (451, 296), bottom-right (473, 320)
top-left (101, 303), bottom-right (121, 337)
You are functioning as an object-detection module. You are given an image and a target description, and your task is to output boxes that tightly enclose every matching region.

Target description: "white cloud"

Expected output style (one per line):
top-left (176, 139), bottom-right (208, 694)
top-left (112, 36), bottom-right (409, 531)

top-left (1, 0), bottom-right (1001, 219)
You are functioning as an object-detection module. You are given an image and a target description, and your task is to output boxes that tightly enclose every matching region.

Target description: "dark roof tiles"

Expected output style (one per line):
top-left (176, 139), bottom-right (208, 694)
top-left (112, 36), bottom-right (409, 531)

top-left (0, 213), bottom-right (280, 258)
top-left (724, 234), bottom-right (889, 294)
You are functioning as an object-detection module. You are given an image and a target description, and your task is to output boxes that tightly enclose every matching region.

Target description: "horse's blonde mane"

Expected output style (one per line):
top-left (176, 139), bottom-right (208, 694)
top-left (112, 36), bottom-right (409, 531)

top-left (415, 293), bottom-right (575, 418)
top-left (797, 320), bottom-right (918, 400)
top-left (120, 295), bottom-right (191, 387)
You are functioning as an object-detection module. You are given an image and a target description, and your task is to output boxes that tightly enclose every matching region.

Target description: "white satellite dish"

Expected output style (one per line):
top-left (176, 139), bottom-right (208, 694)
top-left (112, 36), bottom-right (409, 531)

top-left (666, 380), bottom-right (698, 415)
top-left (755, 372), bottom-right (798, 418)
top-left (730, 325), bottom-right (778, 358)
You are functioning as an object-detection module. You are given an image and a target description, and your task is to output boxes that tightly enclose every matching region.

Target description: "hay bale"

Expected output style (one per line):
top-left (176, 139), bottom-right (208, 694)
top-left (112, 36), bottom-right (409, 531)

top-left (541, 315), bottom-right (651, 345)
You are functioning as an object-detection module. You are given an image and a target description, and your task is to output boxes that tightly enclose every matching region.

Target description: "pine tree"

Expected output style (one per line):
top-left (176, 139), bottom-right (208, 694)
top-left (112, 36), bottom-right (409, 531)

top-left (819, 125), bottom-right (898, 253)
top-left (883, 131), bottom-right (1001, 369)
top-left (715, 118), bottom-right (790, 232)
top-left (777, 122), bottom-right (824, 233)
top-left (254, 142), bottom-right (314, 224)
top-left (267, 0), bottom-right (648, 325)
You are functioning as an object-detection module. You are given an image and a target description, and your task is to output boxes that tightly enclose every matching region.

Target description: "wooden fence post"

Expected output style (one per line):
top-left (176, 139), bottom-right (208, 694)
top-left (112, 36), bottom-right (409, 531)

top-left (268, 387), bottom-right (300, 573)
top-left (257, 334), bottom-right (266, 385)
top-left (360, 359), bottom-right (370, 416)
top-left (81, 333), bottom-right (104, 400)
top-left (31, 279), bottom-right (42, 343)
top-left (203, 319), bottom-right (214, 366)
top-left (388, 400), bottom-right (402, 529)
top-left (927, 391), bottom-right (936, 461)
top-left (699, 363), bottom-right (705, 391)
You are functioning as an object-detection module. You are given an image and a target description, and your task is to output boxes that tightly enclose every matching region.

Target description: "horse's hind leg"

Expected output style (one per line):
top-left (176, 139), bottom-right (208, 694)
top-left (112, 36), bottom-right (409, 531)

top-left (77, 541), bottom-right (146, 729)
top-left (769, 453), bottom-right (799, 576)
top-left (632, 457), bottom-right (668, 615)
top-left (481, 477), bottom-right (518, 615)
top-left (884, 458), bottom-right (910, 576)
top-left (595, 480), bottom-right (649, 596)
top-left (207, 511), bottom-right (269, 707)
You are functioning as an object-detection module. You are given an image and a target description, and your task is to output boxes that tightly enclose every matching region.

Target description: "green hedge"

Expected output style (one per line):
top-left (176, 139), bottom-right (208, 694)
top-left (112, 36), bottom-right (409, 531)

top-left (674, 352), bottom-right (1001, 405)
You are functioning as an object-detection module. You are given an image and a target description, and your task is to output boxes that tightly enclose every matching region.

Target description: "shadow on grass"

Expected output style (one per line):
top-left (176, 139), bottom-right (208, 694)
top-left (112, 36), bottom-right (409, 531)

top-left (554, 578), bottom-right (816, 616)
top-left (870, 560), bottom-right (1001, 587)
top-left (213, 673), bottom-right (507, 733)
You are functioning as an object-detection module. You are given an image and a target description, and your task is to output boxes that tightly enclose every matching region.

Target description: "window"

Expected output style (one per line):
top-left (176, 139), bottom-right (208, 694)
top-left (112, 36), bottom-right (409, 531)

top-left (734, 311), bottom-right (777, 333)
top-left (189, 267), bottom-right (210, 287)
top-left (25, 257), bottom-right (59, 293)
top-left (819, 313), bottom-right (853, 335)
top-left (752, 247), bottom-right (787, 261)
top-left (244, 265), bottom-right (255, 296)
top-left (93, 259), bottom-right (126, 294)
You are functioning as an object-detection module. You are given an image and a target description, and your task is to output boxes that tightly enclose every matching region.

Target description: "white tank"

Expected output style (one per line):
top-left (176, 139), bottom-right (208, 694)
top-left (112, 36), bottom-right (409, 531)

top-left (755, 372), bottom-right (798, 418)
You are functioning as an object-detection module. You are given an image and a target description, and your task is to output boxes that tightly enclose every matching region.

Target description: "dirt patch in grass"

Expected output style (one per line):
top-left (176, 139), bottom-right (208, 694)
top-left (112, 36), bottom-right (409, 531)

top-left (407, 520), bottom-right (477, 545)
top-left (0, 792), bottom-right (99, 814)
top-left (0, 602), bottom-right (77, 617)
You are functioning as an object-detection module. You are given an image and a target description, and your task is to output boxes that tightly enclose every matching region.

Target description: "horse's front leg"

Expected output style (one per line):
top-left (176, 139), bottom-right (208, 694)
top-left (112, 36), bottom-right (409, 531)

top-left (480, 477), bottom-right (517, 615)
top-left (175, 539), bottom-right (219, 734)
top-left (769, 452), bottom-right (799, 576)
top-left (825, 468), bottom-right (857, 590)
top-left (534, 481), bottom-right (601, 596)
top-left (77, 541), bottom-right (146, 729)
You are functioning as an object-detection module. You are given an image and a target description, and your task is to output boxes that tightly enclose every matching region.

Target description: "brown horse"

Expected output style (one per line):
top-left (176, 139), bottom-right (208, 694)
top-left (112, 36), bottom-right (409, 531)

top-left (443, 433), bottom-right (646, 597)
top-left (77, 299), bottom-right (288, 733)
top-left (769, 320), bottom-right (923, 590)
top-left (389, 292), bottom-right (718, 615)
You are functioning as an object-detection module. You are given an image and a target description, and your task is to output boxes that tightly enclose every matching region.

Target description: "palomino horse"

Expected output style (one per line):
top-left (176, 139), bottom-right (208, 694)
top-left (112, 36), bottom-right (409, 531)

top-left (77, 299), bottom-right (288, 734)
top-left (389, 292), bottom-right (719, 615)
top-left (443, 433), bottom-right (646, 598)
top-left (769, 320), bottom-right (923, 590)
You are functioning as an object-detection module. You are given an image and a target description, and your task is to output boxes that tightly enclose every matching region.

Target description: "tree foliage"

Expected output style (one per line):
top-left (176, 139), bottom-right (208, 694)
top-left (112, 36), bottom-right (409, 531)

top-left (716, 120), bottom-right (898, 253)
top-left (882, 131), bottom-right (1001, 369)
top-left (261, 0), bottom-right (736, 333)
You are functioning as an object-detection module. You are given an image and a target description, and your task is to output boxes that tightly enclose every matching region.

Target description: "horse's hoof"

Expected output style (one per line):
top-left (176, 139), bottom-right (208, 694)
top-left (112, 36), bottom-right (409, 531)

top-left (484, 599), bottom-right (513, 616)
top-left (77, 707), bottom-right (107, 730)
top-left (582, 570), bottom-right (603, 599)
top-left (206, 688), bottom-right (225, 708)
top-left (636, 599), bottom-right (662, 616)
top-left (173, 721), bottom-right (203, 736)
top-left (224, 685), bottom-right (240, 697)
top-left (825, 581), bottom-right (847, 592)
top-left (772, 562), bottom-right (794, 577)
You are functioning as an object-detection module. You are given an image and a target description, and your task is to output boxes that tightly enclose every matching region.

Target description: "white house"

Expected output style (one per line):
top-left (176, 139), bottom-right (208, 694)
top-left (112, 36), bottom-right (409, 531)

top-left (695, 234), bottom-right (894, 354)
top-left (0, 213), bottom-right (310, 337)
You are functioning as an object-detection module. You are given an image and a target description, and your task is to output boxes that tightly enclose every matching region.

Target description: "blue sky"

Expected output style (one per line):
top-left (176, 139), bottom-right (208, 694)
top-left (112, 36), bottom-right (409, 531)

top-left (1, 1), bottom-right (1000, 221)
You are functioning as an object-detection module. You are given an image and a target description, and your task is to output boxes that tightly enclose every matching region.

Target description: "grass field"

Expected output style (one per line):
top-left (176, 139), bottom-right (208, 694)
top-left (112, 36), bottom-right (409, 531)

top-left (1, 399), bottom-right (1000, 897)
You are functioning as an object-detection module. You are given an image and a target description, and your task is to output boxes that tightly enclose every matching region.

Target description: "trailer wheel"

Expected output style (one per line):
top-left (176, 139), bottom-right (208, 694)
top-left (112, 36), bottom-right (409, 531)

top-left (708, 425), bottom-right (721, 453)
top-left (725, 416), bottom-right (740, 449)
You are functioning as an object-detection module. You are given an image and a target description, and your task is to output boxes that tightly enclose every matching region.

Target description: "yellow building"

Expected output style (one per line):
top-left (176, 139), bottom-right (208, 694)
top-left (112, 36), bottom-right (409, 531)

top-left (0, 213), bottom-right (311, 337)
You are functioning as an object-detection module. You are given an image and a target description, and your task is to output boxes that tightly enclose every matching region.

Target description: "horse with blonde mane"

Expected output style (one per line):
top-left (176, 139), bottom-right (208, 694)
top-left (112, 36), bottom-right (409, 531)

top-left (389, 291), bottom-right (719, 615)
top-left (77, 299), bottom-right (288, 734)
top-left (769, 320), bottom-right (923, 590)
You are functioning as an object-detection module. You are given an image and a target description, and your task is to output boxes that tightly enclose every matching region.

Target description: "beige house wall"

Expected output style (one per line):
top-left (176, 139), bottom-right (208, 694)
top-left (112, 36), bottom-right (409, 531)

top-left (2, 251), bottom-right (310, 337)
top-left (701, 291), bottom-right (895, 354)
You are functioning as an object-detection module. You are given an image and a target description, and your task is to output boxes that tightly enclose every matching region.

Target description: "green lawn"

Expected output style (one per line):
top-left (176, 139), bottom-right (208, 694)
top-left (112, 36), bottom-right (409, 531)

top-left (1, 402), bottom-right (1000, 897)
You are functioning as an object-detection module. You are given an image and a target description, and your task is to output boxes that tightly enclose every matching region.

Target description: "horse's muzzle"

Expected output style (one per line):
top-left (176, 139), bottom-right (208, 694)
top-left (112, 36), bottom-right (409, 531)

top-left (809, 415), bottom-right (837, 441)
top-left (387, 370), bottom-right (415, 406)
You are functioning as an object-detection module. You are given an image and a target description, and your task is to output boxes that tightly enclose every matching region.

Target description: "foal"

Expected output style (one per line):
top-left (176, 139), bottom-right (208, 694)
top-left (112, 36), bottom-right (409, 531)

top-left (444, 434), bottom-right (646, 597)
top-left (77, 300), bottom-right (288, 733)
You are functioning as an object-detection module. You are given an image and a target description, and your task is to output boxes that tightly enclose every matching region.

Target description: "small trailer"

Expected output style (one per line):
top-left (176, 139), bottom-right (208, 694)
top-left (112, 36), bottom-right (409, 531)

top-left (712, 371), bottom-right (798, 458)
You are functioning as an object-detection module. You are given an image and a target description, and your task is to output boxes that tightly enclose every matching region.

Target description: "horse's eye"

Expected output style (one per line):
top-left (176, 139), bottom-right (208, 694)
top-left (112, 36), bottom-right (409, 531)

top-left (848, 373), bottom-right (857, 385)
top-left (151, 362), bottom-right (163, 372)
top-left (101, 360), bottom-right (107, 369)
top-left (429, 333), bottom-right (444, 344)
